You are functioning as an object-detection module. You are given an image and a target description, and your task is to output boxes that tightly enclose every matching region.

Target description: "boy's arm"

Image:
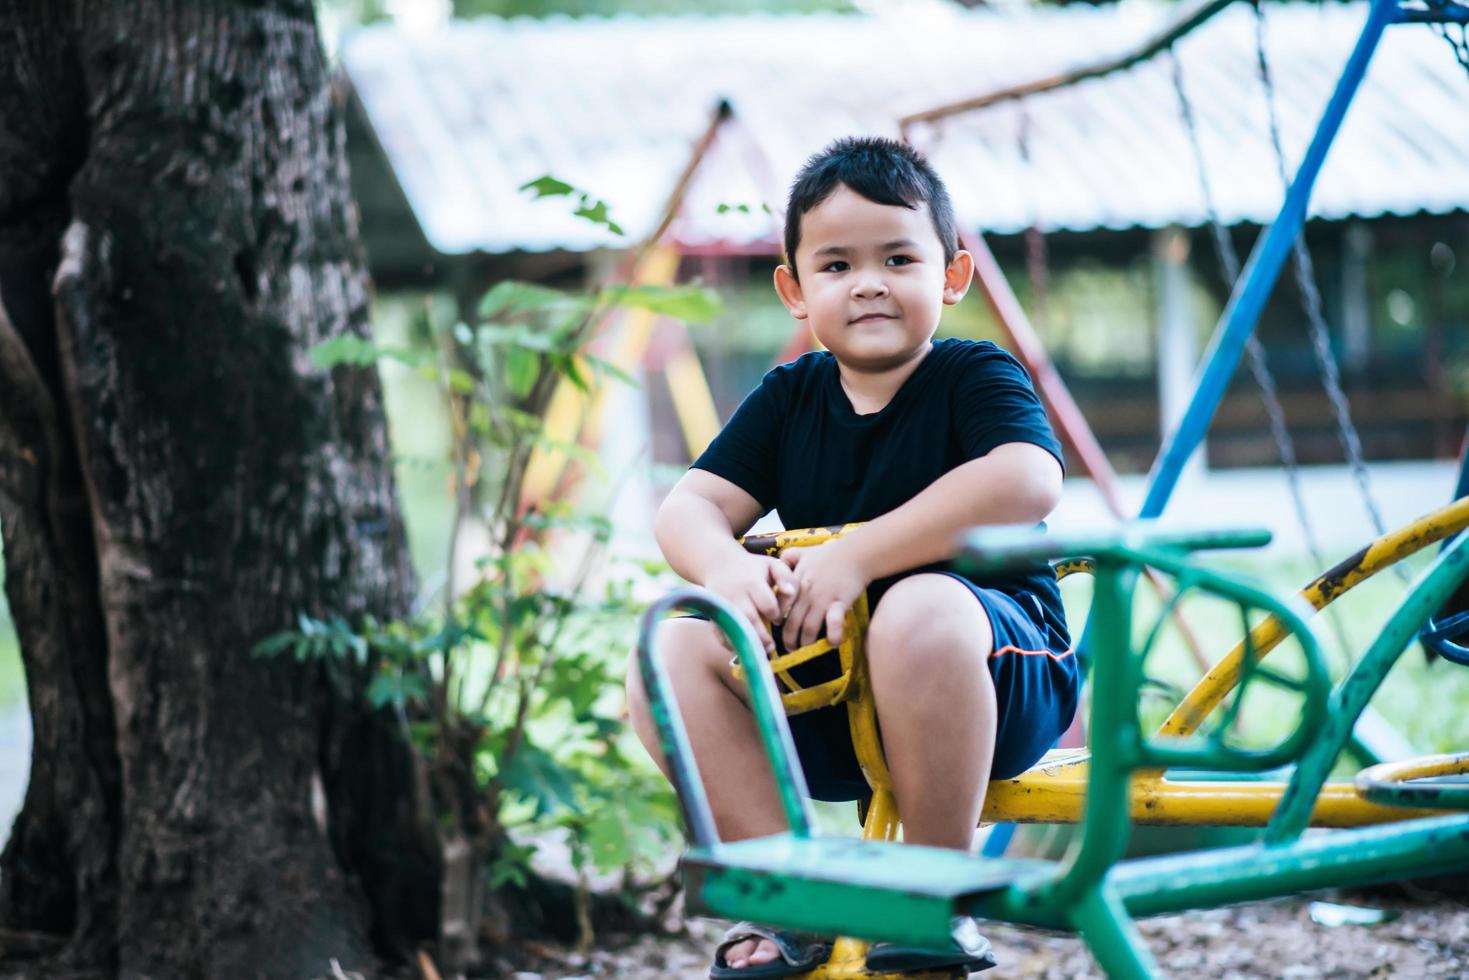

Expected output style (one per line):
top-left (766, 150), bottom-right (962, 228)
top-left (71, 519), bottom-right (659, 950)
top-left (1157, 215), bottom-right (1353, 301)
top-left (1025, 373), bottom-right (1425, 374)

top-left (656, 469), bottom-right (797, 652)
top-left (779, 442), bottom-right (1062, 649)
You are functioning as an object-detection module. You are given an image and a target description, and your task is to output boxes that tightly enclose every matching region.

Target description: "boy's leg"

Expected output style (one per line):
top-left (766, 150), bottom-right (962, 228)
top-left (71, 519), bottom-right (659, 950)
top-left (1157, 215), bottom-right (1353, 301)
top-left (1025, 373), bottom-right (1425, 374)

top-left (626, 618), bottom-right (787, 840)
top-left (626, 618), bottom-right (790, 969)
top-left (867, 573), bottom-right (998, 850)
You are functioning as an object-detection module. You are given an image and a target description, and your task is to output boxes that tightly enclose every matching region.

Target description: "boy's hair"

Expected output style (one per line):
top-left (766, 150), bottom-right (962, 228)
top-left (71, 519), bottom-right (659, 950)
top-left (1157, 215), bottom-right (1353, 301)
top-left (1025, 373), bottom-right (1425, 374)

top-left (783, 136), bottom-right (959, 280)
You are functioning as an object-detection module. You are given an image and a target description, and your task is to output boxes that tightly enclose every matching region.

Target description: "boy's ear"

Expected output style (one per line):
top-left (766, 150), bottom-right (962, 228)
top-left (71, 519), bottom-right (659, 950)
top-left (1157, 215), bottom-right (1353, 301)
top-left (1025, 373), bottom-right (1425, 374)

top-left (943, 249), bottom-right (975, 306)
top-left (773, 264), bottom-right (808, 319)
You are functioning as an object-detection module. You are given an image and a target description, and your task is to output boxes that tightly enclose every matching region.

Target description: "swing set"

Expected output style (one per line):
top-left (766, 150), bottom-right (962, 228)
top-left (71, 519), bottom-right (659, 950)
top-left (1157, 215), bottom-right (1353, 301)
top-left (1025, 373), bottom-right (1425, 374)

top-left (635, 0), bottom-right (1469, 975)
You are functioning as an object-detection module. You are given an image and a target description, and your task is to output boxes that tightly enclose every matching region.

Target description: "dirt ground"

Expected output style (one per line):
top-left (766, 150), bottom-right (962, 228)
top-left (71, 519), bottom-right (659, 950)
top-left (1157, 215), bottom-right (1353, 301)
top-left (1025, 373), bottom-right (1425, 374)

top-left (504, 887), bottom-right (1469, 979)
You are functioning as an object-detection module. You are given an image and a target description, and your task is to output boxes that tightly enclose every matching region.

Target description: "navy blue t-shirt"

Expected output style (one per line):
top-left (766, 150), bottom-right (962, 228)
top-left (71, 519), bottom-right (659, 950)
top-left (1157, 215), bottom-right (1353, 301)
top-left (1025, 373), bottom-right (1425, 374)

top-left (691, 337), bottom-right (1069, 641)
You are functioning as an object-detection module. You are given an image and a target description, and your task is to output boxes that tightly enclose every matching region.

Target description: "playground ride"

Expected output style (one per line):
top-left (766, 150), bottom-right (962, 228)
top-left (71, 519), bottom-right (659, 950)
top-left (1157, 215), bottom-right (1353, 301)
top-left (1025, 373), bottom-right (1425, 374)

top-left (634, 0), bottom-right (1469, 974)
top-left (638, 503), bottom-right (1469, 978)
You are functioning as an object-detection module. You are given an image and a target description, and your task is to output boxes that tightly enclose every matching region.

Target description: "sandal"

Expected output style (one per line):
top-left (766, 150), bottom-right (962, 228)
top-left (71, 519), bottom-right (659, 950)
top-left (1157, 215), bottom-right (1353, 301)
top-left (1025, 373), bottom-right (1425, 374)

top-left (709, 921), bottom-right (834, 979)
top-left (863, 917), bottom-right (997, 975)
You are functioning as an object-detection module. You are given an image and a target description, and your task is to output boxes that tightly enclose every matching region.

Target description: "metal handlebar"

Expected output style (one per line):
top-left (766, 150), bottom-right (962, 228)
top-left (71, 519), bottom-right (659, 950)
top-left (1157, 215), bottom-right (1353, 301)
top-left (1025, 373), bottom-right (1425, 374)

top-left (636, 589), bottom-right (816, 850)
top-left (960, 522), bottom-right (1273, 573)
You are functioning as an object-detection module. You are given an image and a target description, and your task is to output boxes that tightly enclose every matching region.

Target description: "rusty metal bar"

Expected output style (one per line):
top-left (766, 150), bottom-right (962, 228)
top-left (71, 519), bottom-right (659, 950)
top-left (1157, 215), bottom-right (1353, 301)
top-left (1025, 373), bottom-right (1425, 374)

top-left (898, 0), bottom-right (1238, 135)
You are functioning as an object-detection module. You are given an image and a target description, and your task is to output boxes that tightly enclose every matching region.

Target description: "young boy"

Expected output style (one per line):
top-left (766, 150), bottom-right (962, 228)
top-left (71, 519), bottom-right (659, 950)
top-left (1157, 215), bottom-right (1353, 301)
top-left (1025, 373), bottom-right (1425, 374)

top-left (627, 137), bottom-right (1078, 978)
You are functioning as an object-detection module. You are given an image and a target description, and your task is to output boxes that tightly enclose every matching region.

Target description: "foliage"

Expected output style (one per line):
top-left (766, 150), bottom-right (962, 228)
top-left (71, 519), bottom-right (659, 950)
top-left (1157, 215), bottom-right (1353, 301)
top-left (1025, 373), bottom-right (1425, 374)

top-left (258, 176), bottom-right (719, 936)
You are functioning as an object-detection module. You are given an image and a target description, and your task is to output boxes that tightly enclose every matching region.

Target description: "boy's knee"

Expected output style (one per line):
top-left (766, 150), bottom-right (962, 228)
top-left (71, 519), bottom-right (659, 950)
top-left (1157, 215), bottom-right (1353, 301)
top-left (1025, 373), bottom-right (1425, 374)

top-left (867, 576), bottom-right (994, 675)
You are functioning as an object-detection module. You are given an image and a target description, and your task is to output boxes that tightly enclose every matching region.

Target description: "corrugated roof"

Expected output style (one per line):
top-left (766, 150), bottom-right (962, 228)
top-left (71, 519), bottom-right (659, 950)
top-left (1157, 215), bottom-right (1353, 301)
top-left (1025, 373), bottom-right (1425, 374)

top-left (341, 3), bottom-right (1469, 255)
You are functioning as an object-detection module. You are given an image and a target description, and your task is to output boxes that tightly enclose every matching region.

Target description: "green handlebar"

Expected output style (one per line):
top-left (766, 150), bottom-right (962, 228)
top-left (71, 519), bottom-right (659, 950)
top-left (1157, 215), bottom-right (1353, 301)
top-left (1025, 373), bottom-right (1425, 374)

top-left (960, 522), bottom-right (1273, 573)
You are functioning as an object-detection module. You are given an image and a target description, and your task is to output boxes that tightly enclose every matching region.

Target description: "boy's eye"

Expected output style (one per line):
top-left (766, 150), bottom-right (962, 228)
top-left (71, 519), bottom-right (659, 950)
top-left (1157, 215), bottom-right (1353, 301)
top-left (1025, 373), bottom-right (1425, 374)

top-left (886, 255), bottom-right (914, 267)
top-left (821, 260), bottom-right (849, 273)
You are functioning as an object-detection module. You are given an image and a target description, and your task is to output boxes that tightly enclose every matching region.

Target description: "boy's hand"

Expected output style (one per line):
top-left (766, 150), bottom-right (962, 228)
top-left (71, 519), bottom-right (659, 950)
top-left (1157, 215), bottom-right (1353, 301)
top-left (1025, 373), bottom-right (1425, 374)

top-left (780, 538), bottom-right (871, 650)
top-left (704, 555), bottom-right (799, 654)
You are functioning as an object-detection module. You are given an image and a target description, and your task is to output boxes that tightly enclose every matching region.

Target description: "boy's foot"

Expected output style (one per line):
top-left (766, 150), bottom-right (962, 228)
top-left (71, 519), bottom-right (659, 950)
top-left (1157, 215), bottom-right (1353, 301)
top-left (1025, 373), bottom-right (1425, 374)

top-left (710, 922), bottom-right (832, 978)
top-left (863, 916), bottom-right (997, 974)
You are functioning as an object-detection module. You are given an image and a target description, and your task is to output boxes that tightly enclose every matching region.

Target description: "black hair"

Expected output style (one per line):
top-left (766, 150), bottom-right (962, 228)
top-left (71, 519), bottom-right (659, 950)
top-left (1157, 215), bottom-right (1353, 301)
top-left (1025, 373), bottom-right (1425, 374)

top-left (782, 136), bottom-right (958, 280)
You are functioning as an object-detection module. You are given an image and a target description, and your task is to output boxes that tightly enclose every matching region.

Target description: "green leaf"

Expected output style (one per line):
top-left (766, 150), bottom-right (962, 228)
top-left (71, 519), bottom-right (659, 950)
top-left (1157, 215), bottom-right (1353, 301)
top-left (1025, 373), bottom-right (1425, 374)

top-left (521, 176), bottom-right (624, 235)
top-left (365, 670), bottom-right (428, 710)
top-left (309, 335), bottom-right (430, 370)
top-left (557, 353), bottom-right (589, 393)
top-left (252, 631), bottom-right (299, 658)
top-left (477, 281), bottom-right (576, 319)
top-left (582, 808), bottom-right (633, 872)
top-left (597, 283), bottom-right (721, 324)
top-left (519, 175), bottom-right (576, 199)
top-left (506, 347), bottom-right (540, 398)
top-left (521, 511), bottom-right (613, 538)
top-left (498, 742), bottom-right (584, 818)
top-left (572, 197), bottom-right (624, 236)
top-left (466, 402), bottom-right (494, 438)
top-left (487, 842), bottom-right (538, 889)
top-left (365, 673), bottom-right (400, 709)
top-left (580, 353), bottom-right (636, 388)
top-left (446, 369), bottom-right (476, 395)
top-left (309, 334), bottom-right (380, 368)
top-left (476, 323), bottom-right (558, 353)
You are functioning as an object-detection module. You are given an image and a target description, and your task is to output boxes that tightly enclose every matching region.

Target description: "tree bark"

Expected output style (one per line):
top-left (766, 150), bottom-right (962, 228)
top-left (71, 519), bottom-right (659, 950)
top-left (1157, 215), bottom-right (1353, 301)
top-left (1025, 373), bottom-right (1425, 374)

top-left (0, 1), bottom-right (433, 974)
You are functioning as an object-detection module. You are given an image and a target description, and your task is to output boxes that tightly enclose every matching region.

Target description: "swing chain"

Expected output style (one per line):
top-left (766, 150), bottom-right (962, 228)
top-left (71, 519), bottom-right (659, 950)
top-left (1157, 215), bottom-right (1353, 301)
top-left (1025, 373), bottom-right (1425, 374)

top-left (1251, 2), bottom-right (1405, 568)
top-left (1168, 46), bottom-right (1357, 669)
top-left (1425, 0), bottom-right (1469, 79)
top-left (1167, 49), bottom-right (1322, 558)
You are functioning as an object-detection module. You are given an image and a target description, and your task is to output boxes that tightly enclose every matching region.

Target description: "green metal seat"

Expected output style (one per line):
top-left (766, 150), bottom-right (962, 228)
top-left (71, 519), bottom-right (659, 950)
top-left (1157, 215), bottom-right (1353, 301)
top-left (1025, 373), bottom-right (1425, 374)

top-left (682, 834), bottom-right (1050, 949)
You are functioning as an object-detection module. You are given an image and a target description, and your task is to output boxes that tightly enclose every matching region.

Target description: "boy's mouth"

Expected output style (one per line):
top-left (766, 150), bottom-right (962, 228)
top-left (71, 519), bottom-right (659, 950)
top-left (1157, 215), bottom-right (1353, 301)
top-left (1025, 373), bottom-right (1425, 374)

top-left (850, 313), bottom-right (895, 324)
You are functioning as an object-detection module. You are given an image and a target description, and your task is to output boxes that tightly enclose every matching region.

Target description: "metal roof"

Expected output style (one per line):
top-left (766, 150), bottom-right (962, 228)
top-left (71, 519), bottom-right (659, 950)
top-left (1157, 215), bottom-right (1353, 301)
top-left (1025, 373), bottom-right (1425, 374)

top-left (341, 2), bottom-right (1469, 255)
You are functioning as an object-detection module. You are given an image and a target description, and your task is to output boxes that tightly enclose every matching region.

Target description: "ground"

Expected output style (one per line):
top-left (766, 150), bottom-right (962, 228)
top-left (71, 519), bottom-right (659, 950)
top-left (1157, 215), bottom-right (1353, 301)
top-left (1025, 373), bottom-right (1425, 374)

top-left (503, 888), bottom-right (1469, 979)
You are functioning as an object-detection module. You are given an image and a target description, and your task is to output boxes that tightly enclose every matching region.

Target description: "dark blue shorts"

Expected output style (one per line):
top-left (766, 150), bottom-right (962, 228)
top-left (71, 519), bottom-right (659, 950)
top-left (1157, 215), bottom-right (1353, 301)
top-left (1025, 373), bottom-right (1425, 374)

top-left (782, 573), bottom-right (1080, 802)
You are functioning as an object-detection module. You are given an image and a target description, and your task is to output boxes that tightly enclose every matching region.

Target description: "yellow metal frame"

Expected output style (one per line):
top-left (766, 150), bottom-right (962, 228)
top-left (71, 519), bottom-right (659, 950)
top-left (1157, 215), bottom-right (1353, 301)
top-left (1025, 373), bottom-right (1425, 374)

top-left (736, 497), bottom-right (1469, 830)
top-left (1357, 751), bottom-right (1469, 785)
top-left (1159, 494), bottom-right (1469, 738)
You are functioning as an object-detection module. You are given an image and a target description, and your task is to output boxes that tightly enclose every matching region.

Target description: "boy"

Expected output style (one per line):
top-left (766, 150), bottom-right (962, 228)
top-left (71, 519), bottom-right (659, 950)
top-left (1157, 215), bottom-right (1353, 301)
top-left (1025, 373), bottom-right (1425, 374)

top-left (627, 137), bottom-right (1078, 978)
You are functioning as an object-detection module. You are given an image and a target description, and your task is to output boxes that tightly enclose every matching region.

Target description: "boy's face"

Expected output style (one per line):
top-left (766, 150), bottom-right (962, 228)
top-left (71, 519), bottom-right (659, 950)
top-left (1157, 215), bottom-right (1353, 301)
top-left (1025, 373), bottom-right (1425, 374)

top-left (773, 185), bottom-right (972, 373)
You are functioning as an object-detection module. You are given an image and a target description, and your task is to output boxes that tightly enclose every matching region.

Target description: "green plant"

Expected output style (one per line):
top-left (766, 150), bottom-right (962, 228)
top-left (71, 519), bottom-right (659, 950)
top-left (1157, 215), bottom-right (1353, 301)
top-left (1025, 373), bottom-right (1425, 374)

top-left (258, 177), bottom-right (718, 948)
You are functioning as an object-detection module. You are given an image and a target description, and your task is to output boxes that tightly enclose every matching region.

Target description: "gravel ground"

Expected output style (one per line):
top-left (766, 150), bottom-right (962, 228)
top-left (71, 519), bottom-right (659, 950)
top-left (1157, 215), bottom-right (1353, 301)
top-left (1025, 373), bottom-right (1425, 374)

top-left (504, 889), bottom-right (1469, 979)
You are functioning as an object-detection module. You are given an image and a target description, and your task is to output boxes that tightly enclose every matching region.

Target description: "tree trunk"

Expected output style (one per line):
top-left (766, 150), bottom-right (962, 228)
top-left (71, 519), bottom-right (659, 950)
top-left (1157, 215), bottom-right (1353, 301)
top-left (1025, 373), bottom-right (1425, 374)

top-left (0, 1), bottom-right (437, 974)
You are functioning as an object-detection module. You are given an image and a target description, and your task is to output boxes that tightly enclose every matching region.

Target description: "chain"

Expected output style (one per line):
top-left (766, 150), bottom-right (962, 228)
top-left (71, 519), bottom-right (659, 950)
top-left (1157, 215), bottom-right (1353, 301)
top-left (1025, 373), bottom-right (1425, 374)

top-left (1168, 46), bottom-right (1359, 668)
top-left (1251, 2), bottom-right (1405, 572)
top-left (1426, 0), bottom-right (1469, 76)
top-left (1168, 50), bottom-right (1323, 549)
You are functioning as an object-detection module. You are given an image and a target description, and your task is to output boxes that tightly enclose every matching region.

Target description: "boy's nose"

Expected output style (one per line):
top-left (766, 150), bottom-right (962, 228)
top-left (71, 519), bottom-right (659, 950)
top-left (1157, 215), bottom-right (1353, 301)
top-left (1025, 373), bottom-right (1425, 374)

top-left (851, 275), bottom-right (889, 298)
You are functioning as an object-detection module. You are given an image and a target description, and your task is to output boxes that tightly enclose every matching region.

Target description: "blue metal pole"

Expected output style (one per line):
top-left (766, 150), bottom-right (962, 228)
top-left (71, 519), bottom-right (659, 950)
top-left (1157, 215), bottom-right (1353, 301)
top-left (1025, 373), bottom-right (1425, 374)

top-left (1138, 0), bottom-right (1400, 520)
